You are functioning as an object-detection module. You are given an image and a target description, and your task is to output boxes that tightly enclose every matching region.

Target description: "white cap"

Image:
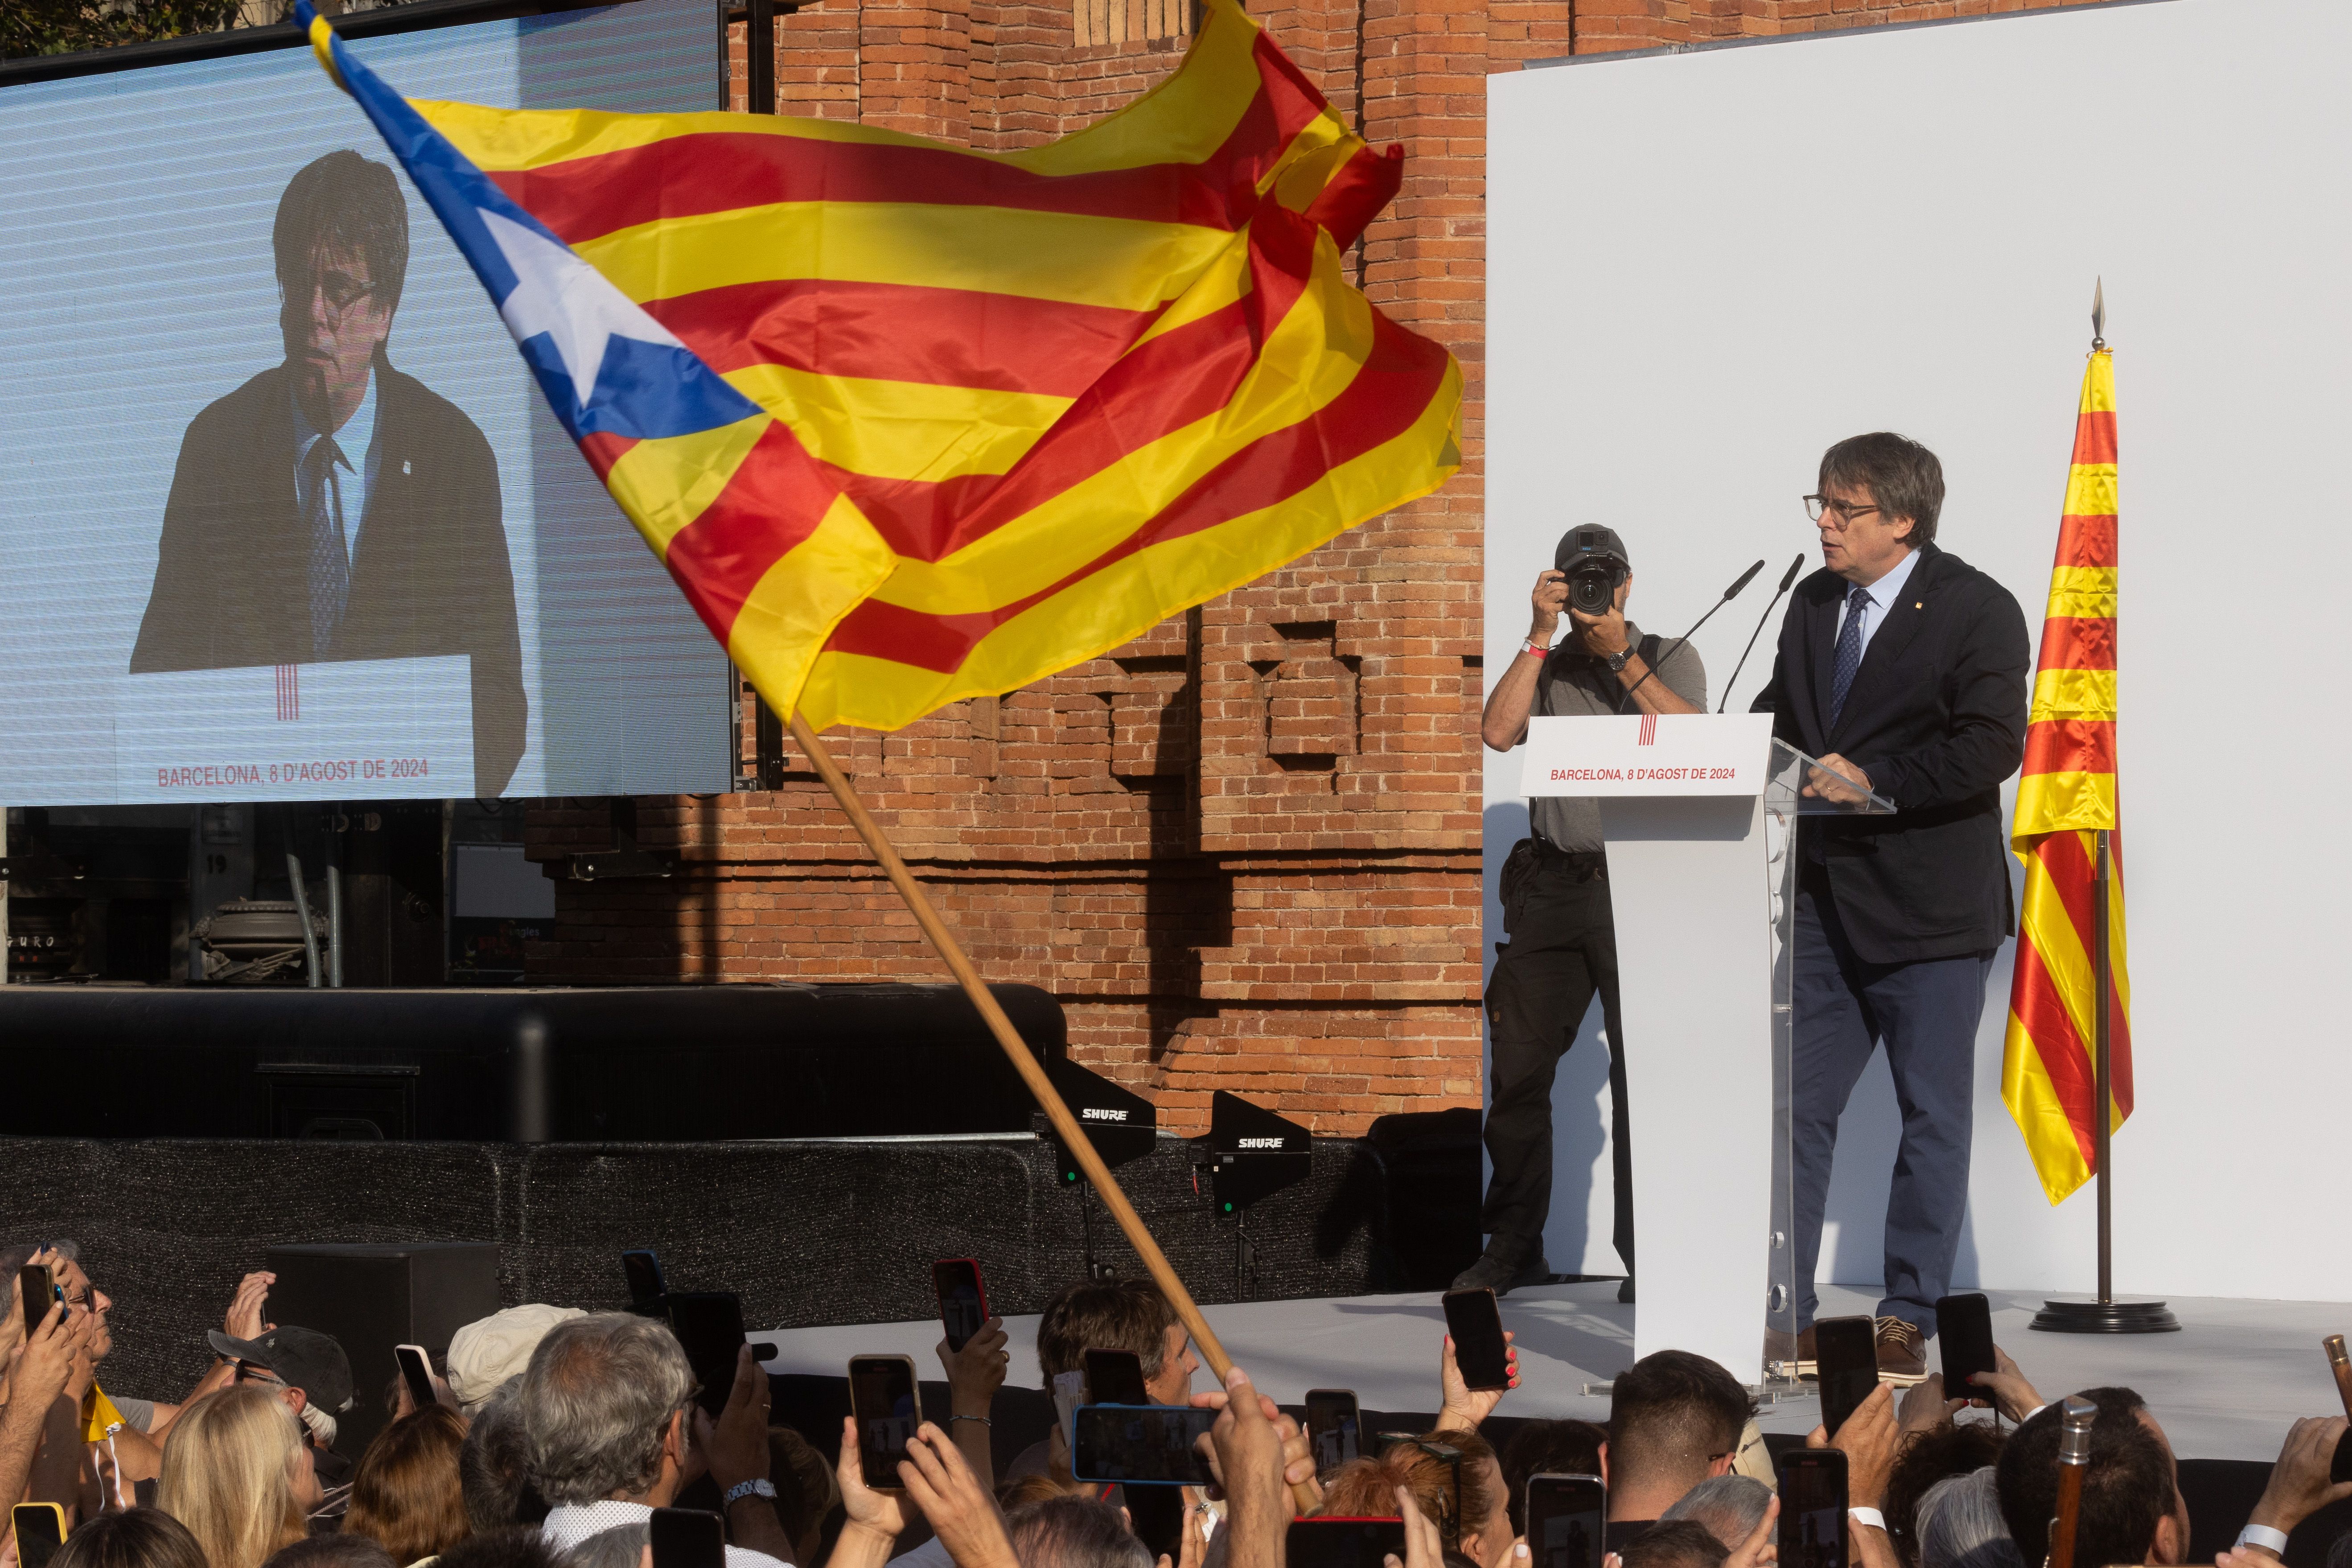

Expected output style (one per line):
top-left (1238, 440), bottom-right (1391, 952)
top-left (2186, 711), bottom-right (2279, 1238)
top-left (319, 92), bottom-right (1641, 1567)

top-left (445, 1304), bottom-right (587, 1410)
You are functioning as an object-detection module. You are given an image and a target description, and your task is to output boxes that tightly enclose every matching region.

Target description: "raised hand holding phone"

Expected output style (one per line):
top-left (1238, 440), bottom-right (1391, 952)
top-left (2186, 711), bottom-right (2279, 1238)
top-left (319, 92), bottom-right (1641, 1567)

top-left (1815, 1383), bottom-right (1897, 1515)
top-left (833, 1414), bottom-right (909, 1568)
top-left (1439, 1289), bottom-right (1515, 1394)
top-left (223, 1272), bottom-right (276, 1342)
top-left (894, 1423), bottom-right (1020, 1568)
top-left (1964, 1346), bottom-right (2043, 1424)
top-left (1438, 1324), bottom-right (1519, 1428)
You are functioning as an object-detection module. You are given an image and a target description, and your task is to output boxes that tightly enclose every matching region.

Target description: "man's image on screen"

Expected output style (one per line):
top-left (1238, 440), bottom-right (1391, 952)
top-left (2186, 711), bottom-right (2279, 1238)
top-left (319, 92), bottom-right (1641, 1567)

top-left (129, 149), bottom-right (526, 796)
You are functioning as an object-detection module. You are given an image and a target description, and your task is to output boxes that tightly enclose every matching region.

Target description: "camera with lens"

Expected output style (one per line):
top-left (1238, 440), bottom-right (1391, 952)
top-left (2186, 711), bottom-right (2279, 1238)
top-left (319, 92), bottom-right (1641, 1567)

top-left (1556, 525), bottom-right (1630, 618)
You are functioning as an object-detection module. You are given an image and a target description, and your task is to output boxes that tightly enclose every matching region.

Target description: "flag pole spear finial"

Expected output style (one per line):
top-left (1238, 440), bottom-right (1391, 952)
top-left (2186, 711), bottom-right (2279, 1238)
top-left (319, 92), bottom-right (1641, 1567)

top-left (2092, 276), bottom-right (2106, 351)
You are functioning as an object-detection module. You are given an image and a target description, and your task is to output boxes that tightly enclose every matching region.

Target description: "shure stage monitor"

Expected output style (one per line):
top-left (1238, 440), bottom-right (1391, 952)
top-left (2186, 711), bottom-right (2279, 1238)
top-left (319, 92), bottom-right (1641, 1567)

top-left (0, 0), bottom-right (725, 805)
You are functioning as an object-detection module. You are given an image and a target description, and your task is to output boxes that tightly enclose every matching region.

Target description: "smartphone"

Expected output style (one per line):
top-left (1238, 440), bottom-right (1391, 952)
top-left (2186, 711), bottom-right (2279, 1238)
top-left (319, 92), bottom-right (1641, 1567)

top-left (1305, 1388), bottom-right (1361, 1471)
top-left (1051, 1368), bottom-right (1087, 1439)
top-left (394, 1344), bottom-right (437, 1412)
top-left (1813, 1315), bottom-right (1879, 1437)
top-left (933, 1259), bottom-right (988, 1353)
top-left (849, 1354), bottom-right (921, 1487)
top-left (1776, 1449), bottom-right (1849, 1568)
top-left (1086, 1347), bottom-right (1150, 1406)
top-left (11, 1504), bottom-right (66, 1568)
top-left (1526, 1474), bottom-right (1606, 1568)
top-left (17, 1265), bottom-right (58, 1345)
top-left (1287, 1518), bottom-right (1408, 1568)
top-left (622, 1249), bottom-right (666, 1307)
top-left (1935, 1294), bottom-right (1996, 1403)
top-left (649, 1507), bottom-right (726, 1568)
top-left (1442, 1286), bottom-right (1511, 1390)
top-left (1070, 1403), bottom-right (1220, 1486)
top-left (665, 1292), bottom-right (748, 1418)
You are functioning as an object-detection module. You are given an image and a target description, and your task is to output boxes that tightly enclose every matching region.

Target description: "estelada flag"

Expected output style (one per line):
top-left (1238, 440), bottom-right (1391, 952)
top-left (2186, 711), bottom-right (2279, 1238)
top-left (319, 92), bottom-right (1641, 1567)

top-left (2001, 347), bottom-right (2130, 1205)
top-left (294, 0), bottom-right (1460, 731)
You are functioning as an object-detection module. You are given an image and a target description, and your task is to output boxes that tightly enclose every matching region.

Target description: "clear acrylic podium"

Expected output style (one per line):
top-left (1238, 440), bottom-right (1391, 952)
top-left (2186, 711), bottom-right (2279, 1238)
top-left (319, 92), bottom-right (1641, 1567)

top-left (1517, 715), bottom-right (1888, 1385)
top-left (1760, 738), bottom-right (1893, 1391)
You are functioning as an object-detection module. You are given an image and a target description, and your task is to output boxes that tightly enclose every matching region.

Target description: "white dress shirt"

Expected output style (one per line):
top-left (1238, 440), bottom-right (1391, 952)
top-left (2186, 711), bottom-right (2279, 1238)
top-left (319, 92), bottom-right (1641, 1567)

top-left (291, 368), bottom-right (382, 566)
top-left (1830, 545), bottom-right (1922, 660)
top-left (542, 1498), bottom-right (791, 1568)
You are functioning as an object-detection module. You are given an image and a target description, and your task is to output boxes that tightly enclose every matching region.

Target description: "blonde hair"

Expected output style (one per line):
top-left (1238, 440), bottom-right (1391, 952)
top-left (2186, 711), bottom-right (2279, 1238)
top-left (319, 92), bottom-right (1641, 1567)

top-left (158, 1385), bottom-right (312, 1568)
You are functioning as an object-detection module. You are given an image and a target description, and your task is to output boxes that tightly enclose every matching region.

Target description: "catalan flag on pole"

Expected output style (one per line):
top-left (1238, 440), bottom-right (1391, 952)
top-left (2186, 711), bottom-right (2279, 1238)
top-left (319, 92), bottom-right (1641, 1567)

top-left (2001, 346), bottom-right (2130, 1205)
top-left (294, 0), bottom-right (1460, 731)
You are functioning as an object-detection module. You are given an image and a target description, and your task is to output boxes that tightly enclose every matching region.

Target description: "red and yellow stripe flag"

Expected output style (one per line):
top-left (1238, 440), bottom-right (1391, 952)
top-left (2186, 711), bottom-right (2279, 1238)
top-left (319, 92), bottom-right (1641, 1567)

top-left (413, 0), bottom-right (1460, 730)
top-left (2001, 347), bottom-right (2130, 1205)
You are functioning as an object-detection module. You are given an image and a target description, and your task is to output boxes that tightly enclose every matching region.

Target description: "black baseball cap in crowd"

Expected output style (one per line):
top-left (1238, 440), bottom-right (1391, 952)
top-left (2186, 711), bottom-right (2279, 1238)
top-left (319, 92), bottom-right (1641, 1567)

top-left (1556, 524), bottom-right (1631, 572)
top-left (207, 1325), bottom-right (355, 1415)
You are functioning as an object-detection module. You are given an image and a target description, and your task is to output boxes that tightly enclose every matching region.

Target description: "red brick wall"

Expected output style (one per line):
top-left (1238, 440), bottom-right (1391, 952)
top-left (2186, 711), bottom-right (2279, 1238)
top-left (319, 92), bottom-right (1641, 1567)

top-left (543, 0), bottom-right (2124, 1135)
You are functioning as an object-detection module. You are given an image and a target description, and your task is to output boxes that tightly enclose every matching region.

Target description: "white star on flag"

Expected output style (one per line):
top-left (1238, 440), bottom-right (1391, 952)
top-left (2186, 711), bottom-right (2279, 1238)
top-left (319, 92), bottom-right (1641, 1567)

top-left (481, 209), bottom-right (685, 407)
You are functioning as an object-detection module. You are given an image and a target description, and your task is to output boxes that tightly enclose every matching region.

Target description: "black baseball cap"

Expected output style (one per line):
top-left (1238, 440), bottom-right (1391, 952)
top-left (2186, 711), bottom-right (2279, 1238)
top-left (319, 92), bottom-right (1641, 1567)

top-left (208, 1325), bottom-right (355, 1415)
top-left (1556, 524), bottom-right (1630, 572)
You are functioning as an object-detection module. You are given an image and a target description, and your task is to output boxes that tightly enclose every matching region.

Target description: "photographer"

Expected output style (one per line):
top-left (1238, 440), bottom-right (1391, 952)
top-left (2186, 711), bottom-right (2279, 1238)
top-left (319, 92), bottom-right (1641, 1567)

top-left (1465, 525), bottom-right (1703, 1296)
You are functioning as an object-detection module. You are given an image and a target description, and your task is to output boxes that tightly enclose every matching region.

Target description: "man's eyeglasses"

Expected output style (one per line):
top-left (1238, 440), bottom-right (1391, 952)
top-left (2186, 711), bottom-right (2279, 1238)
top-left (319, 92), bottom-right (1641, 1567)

top-left (234, 1362), bottom-right (286, 1389)
top-left (309, 274), bottom-right (378, 321)
top-left (1804, 494), bottom-right (1881, 527)
top-left (1377, 1433), bottom-right (1464, 1547)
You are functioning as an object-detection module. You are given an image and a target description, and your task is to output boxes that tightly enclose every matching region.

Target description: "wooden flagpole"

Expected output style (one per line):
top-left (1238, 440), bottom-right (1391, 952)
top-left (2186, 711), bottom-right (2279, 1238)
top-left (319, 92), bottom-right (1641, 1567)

top-left (788, 712), bottom-right (1299, 1469)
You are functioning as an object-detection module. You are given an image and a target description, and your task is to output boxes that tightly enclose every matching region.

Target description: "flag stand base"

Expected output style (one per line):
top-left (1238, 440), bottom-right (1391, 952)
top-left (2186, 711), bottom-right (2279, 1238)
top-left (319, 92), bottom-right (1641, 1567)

top-left (2029, 1299), bottom-right (2181, 1334)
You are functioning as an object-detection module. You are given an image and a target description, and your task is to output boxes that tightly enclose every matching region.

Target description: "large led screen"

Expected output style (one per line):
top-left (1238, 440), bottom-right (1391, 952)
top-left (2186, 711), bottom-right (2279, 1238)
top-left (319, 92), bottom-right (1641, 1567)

top-left (0, 0), bottom-right (728, 805)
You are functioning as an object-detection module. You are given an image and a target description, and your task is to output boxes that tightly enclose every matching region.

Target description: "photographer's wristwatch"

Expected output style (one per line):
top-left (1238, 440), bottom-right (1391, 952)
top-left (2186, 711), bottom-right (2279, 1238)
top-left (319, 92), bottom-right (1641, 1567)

top-left (1604, 644), bottom-right (1637, 673)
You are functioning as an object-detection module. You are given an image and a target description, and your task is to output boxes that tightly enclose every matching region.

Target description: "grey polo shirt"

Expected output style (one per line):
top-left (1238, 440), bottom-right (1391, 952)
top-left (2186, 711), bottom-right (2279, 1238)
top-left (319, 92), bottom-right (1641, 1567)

top-left (1525, 622), bottom-right (1707, 853)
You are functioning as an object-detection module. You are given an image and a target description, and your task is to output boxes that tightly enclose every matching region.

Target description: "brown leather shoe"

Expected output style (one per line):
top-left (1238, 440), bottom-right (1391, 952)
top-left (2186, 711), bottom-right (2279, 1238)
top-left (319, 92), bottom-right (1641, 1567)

top-left (1762, 1324), bottom-right (1818, 1376)
top-left (1874, 1316), bottom-right (1928, 1383)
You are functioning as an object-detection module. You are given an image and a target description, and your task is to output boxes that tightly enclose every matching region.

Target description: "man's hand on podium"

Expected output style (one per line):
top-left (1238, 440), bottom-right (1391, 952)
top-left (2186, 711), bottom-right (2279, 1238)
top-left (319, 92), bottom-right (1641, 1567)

top-left (1803, 752), bottom-right (1874, 805)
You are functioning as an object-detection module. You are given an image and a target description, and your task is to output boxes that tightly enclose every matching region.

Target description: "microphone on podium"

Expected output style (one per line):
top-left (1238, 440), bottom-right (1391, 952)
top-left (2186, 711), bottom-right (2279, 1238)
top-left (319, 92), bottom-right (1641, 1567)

top-left (1619, 558), bottom-right (1766, 707)
top-left (1716, 553), bottom-right (1807, 712)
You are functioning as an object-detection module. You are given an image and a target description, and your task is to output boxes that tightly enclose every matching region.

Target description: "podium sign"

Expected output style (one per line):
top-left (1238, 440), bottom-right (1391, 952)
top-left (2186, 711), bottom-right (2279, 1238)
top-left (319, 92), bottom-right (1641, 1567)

top-left (114, 657), bottom-right (477, 803)
top-left (1520, 712), bottom-right (1772, 798)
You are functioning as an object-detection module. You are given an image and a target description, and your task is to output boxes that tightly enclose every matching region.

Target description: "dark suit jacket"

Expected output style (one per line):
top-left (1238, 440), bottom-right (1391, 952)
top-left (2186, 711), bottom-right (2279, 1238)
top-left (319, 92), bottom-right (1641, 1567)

top-left (1751, 544), bottom-right (2030, 965)
top-left (129, 356), bottom-right (526, 796)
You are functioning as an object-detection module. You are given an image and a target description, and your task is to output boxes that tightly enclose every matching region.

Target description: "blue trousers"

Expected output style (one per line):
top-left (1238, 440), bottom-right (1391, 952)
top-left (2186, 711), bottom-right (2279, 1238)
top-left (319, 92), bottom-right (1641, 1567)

top-left (1790, 868), bottom-right (1992, 1338)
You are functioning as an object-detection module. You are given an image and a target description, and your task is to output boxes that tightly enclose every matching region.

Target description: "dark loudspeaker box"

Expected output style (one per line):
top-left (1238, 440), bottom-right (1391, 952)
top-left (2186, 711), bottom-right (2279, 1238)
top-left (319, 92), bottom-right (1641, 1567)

top-left (263, 1242), bottom-right (501, 1459)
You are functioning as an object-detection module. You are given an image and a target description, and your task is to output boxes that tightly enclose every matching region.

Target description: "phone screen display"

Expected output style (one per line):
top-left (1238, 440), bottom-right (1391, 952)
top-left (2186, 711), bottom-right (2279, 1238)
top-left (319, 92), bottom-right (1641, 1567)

top-left (1934, 1293), bottom-right (1995, 1400)
top-left (1069, 1403), bottom-right (1219, 1486)
top-left (395, 1346), bottom-right (437, 1412)
top-left (1813, 1316), bottom-right (1879, 1437)
top-left (12, 1506), bottom-right (66, 1568)
top-left (649, 1506), bottom-right (726, 1568)
top-left (17, 1266), bottom-right (57, 1345)
top-left (622, 1250), bottom-right (666, 1306)
top-left (1085, 1348), bottom-right (1150, 1406)
top-left (665, 1292), bottom-right (748, 1419)
top-left (850, 1356), bottom-right (921, 1485)
top-left (933, 1259), bottom-right (987, 1352)
top-left (1286, 1519), bottom-right (1407, 1568)
top-left (1776, 1452), bottom-right (1848, 1568)
top-left (1305, 1389), bottom-right (1361, 1471)
top-left (1526, 1475), bottom-right (1605, 1568)
top-left (1441, 1288), bottom-right (1510, 1390)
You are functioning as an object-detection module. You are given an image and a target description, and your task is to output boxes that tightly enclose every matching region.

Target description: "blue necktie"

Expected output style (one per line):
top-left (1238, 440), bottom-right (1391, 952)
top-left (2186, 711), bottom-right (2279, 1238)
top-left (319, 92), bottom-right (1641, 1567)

top-left (305, 434), bottom-right (351, 658)
top-left (1827, 582), bottom-right (1871, 728)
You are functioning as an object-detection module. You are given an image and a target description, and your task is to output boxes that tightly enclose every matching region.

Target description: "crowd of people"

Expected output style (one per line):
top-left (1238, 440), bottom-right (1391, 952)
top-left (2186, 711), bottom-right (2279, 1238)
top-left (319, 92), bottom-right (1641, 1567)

top-left (4, 1239), bottom-right (2349, 1568)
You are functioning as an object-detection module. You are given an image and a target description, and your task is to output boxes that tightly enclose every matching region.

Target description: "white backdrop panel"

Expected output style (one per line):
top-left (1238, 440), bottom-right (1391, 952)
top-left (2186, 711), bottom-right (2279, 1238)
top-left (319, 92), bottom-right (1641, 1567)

top-left (1487, 0), bottom-right (2352, 1303)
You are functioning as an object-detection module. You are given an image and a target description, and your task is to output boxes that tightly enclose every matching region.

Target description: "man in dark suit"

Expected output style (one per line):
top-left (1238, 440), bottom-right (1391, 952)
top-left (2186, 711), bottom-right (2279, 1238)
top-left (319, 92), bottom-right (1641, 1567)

top-left (1753, 432), bottom-right (2029, 1378)
top-left (131, 149), bottom-right (526, 797)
